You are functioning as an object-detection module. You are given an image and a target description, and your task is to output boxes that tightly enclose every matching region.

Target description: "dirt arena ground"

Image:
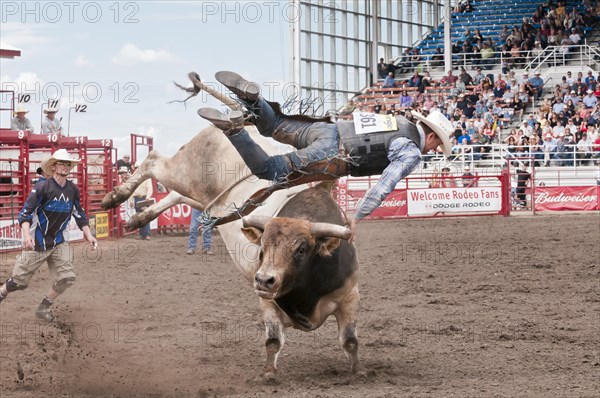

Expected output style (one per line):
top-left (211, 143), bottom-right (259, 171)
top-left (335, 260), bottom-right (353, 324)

top-left (0, 213), bottom-right (598, 398)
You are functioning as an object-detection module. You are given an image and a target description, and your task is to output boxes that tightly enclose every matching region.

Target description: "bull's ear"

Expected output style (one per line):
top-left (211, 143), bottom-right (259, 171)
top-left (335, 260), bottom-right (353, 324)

top-left (316, 237), bottom-right (341, 257)
top-left (241, 227), bottom-right (263, 244)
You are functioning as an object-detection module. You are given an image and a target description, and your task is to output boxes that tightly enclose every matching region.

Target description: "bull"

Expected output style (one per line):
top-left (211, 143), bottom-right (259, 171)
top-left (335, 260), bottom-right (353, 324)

top-left (241, 184), bottom-right (359, 377)
top-left (101, 117), bottom-right (361, 377)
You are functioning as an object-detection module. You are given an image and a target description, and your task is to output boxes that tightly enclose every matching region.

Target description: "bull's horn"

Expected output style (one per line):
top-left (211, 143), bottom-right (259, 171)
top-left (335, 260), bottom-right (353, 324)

top-left (310, 222), bottom-right (352, 240)
top-left (242, 215), bottom-right (271, 230)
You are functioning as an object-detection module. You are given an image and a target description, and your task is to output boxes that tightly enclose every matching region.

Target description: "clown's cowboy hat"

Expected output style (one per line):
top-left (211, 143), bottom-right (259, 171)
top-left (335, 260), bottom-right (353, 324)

top-left (40, 149), bottom-right (80, 176)
top-left (412, 110), bottom-right (455, 157)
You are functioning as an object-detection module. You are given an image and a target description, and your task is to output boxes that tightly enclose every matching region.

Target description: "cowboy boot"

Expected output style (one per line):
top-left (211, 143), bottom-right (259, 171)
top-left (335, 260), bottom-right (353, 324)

top-left (215, 71), bottom-right (260, 102)
top-left (197, 108), bottom-right (246, 135)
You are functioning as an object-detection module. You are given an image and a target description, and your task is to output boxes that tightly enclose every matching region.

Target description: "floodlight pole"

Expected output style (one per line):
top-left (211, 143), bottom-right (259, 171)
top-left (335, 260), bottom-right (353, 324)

top-left (444, 0), bottom-right (452, 72)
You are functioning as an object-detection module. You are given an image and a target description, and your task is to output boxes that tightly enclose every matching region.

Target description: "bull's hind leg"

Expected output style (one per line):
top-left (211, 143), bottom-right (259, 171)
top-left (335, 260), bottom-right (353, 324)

top-left (101, 151), bottom-right (162, 210)
top-left (260, 300), bottom-right (286, 379)
top-left (334, 288), bottom-right (360, 374)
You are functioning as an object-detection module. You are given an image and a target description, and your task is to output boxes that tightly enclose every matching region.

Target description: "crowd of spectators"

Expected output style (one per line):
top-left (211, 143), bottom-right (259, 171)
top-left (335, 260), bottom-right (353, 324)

top-left (352, 67), bottom-right (600, 166)
top-left (364, 1), bottom-right (600, 167)
top-left (381, 0), bottom-right (599, 76)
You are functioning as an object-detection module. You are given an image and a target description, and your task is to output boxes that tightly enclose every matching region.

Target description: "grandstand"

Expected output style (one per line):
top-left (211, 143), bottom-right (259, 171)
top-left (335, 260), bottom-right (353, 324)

top-left (326, 0), bottom-right (600, 196)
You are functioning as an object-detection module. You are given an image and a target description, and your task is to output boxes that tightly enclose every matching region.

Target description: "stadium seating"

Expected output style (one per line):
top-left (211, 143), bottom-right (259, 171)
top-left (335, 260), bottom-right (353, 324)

top-left (342, 0), bottom-right (600, 177)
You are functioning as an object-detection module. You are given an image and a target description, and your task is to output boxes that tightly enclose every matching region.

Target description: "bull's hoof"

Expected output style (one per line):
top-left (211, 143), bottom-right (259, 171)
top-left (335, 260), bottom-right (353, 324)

top-left (101, 188), bottom-right (130, 209)
top-left (100, 192), bottom-right (117, 209)
top-left (126, 214), bottom-right (145, 230)
top-left (351, 367), bottom-right (366, 378)
top-left (253, 371), bottom-right (280, 385)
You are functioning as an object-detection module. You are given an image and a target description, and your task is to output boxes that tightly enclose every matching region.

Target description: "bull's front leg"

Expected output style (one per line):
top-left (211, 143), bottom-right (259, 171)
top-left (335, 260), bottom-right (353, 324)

top-left (334, 287), bottom-right (360, 374)
top-left (101, 151), bottom-right (160, 209)
top-left (127, 191), bottom-right (205, 229)
top-left (259, 299), bottom-right (286, 380)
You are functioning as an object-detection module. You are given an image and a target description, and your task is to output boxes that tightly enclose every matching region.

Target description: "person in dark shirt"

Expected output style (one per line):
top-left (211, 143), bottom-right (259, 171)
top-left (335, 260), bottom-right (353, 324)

top-left (0, 176), bottom-right (13, 197)
top-left (462, 165), bottom-right (476, 187)
top-left (35, 167), bottom-right (47, 185)
top-left (456, 95), bottom-right (469, 112)
top-left (377, 58), bottom-right (387, 79)
top-left (463, 101), bottom-right (476, 119)
top-left (516, 163), bottom-right (531, 206)
top-left (115, 154), bottom-right (133, 173)
top-left (0, 150), bottom-right (98, 321)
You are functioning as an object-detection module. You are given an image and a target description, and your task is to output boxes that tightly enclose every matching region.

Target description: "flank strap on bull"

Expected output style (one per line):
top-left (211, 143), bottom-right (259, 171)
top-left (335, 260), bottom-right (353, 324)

top-left (201, 156), bottom-right (352, 230)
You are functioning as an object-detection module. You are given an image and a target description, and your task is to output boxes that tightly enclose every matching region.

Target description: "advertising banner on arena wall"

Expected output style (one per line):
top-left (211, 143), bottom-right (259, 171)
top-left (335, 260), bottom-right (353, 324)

top-left (534, 186), bottom-right (598, 211)
top-left (345, 189), bottom-right (408, 218)
top-left (153, 192), bottom-right (192, 227)
top-left (93, 212), bottom-right (110, 239)
top-left (0, 219), bottom-right (22, 251)
top-left (408, 187), bottom-right (503, 216)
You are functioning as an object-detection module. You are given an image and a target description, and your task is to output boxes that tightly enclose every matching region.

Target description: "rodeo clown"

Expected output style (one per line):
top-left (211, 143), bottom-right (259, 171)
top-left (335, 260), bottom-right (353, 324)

top-left (0, 149), bottom-right (97, 321)
top-left (196, 71), bottom-right (454, 234)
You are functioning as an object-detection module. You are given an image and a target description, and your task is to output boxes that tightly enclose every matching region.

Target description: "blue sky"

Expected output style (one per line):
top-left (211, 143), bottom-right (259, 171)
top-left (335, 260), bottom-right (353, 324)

top-left (1, 1), bottom-right (291, 156)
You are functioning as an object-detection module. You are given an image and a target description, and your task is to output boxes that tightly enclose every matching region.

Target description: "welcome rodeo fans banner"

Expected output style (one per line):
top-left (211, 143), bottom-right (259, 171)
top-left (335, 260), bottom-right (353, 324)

top-left (407, 187), bottom-right (503, 216)
top-left (534, 186), bottom-right (598, 212)
top-left (337, 178), bottom-right (504, 219)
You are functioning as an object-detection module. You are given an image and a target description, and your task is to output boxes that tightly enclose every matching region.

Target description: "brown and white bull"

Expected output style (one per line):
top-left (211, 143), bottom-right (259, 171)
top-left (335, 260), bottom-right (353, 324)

top-left (101, 123), bottom-right (361, 376)
top-left (241, 183), bottom-right (359, 376)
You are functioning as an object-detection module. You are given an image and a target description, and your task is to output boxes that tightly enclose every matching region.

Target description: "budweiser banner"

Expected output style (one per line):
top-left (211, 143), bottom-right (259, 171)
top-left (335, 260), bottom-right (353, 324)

top-left (345, 189), bottom-right (408, 218)
top-left (534, 186), bottom-right (598, 211)
top-left (408, 187), bottom-right (502, 216)
top-left (370, 189), bottom-right (408, 218)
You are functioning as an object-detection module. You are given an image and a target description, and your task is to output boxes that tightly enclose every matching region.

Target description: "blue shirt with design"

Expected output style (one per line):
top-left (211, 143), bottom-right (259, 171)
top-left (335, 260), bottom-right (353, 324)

top-left (18, 178), bottom-right (89, 251)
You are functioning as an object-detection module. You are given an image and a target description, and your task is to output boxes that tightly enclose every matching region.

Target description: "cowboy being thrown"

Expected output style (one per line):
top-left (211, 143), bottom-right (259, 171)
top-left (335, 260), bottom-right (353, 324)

top-left (196, 71), bottom-right (454, 236)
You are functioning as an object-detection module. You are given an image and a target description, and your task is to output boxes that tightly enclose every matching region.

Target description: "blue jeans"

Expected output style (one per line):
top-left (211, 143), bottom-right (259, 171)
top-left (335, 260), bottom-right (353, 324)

top-left (228, 98), bottom-right (339, 180)
top-left (188, 208), bottom-right (212, 250)
top-left (134, 197), bottom-right (151, 238)
top-left (553, 152), bottom-right (572, 166)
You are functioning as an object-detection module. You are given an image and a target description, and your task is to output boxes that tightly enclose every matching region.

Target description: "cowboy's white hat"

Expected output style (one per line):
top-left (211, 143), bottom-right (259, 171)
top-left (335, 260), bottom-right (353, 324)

top-left (41, 149), bottom-right (80, 176)
top-left (43, 107), bottom-right (59, 114)
top-left (13, 104), bottom-right (29, 115)
top-left (412, 110), bottom-right (455, 157)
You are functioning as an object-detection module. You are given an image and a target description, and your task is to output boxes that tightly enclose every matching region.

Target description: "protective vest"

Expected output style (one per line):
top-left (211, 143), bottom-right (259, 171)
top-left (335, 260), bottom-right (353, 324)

top-left (335, 115), bottom-right (422, 177)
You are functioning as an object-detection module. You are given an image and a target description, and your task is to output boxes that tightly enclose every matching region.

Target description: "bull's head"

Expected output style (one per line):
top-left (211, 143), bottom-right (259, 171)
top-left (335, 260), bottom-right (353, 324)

top-left (241, 216), bottom-right (352, 300)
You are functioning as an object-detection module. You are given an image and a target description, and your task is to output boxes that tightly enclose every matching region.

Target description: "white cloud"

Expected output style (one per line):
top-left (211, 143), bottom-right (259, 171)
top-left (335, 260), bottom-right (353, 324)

top-left (0, 22), bottom-right (55, 51)
top-left (74, 55), bottom-right (93, 67)
top-left (141, 12), bottom-right (206, 21)
top-left (136, 126), bottom-right (160, 138)
top-left (111, 43), bottom-right (182, 66)
top-left (1, 72), bottom-right (45, 93)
